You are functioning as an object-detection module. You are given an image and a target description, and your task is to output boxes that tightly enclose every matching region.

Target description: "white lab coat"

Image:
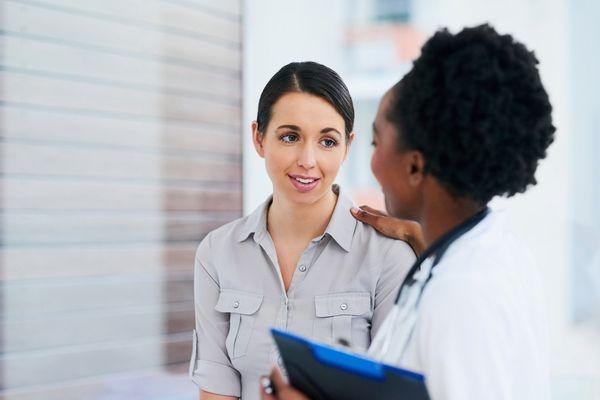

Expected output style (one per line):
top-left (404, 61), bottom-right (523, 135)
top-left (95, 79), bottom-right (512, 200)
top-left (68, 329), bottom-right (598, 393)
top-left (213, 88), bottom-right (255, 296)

top-left (368, 210), bottom-right (550, 400)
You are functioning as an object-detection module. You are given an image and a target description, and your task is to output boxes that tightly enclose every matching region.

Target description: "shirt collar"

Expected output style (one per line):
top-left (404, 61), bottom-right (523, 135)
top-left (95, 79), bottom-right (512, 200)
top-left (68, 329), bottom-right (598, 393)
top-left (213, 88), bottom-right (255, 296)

top-left (321, 185), bottom-right (356, 252)
top-left (237, 184), bottom-right (357, 252)
top-left (237, 196), bottom-right (271, 244)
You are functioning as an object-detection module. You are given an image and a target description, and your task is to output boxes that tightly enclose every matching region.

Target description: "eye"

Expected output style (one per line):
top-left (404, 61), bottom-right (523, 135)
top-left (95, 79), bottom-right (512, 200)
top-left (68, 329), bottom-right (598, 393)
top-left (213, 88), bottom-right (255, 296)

top-left (279, 133), bottom-right (299, 143)
top-left (320, 138), bottom-right (338, 148)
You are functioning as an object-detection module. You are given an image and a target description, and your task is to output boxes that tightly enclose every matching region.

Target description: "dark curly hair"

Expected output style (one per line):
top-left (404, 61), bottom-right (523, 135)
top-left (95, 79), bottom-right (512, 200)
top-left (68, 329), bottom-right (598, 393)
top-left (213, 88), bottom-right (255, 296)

top-left (388, 24), bottom-right (555, 204)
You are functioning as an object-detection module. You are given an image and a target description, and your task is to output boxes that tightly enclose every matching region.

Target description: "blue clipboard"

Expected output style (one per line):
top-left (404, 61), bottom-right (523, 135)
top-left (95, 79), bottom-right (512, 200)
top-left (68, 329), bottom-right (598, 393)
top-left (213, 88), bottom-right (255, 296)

top-left (271, 328), bottom-right (430, 400)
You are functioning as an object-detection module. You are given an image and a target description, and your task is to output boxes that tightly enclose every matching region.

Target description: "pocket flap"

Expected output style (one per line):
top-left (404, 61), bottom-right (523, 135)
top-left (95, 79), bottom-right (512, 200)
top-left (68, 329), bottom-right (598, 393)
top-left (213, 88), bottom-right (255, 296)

top-left (215, 289), bottom-right (263, 315)
top-left (315, 292), bottom-right (371, 317)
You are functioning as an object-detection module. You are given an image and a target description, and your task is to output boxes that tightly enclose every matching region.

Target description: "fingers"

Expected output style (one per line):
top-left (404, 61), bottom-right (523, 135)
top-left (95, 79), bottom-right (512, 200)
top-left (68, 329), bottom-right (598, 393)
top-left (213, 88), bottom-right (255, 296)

top-left (260, 387), bottom-right (276, 399)
top-left (351, 206), bottom-right (383, 230)
top-left (359, 205), bottom-right (388, 217)
top-left (351, 206), bottom-right (404, 241)
top-left (260, 375), bottom-right (276, 400)
top-left (262, 367), bottom-right (310, 400)
top-left (350, 206), bottom-right (376, 221)
top-left (270, 367), bottom-right (287, 391)
top-left (351, 205), bottom-right (425, 250)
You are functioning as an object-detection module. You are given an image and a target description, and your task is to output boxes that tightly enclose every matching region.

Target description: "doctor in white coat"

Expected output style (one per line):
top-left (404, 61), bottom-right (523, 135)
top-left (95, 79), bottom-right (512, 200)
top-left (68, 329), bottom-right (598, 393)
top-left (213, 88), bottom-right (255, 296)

top-left (261, 23), bottom-right (555, 400)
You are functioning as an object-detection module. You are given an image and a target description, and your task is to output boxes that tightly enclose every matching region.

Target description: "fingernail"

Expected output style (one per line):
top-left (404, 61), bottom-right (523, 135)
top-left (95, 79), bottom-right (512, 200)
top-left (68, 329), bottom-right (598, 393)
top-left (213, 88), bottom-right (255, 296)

top-left (351, 207), bottom-right (359, 214)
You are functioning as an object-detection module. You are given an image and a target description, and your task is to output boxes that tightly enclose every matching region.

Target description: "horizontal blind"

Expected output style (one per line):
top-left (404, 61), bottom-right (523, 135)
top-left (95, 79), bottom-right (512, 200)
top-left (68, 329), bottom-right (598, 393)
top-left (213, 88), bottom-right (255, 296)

top-left (0, 0), bottom-right (242, 398)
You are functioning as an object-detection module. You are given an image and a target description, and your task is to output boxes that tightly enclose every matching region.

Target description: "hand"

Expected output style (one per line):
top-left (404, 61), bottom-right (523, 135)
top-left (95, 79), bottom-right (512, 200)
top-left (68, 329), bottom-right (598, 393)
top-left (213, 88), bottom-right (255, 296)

top-left (260, 368), bottom-right (310, 400)
top-left (351, 205), bottom-right (426, 255)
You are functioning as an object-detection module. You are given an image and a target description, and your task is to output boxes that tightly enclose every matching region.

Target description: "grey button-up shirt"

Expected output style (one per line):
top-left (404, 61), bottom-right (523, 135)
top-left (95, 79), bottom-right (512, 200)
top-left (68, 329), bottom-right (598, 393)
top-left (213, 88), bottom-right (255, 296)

top-left (189, 186), bottom-right (415, 399)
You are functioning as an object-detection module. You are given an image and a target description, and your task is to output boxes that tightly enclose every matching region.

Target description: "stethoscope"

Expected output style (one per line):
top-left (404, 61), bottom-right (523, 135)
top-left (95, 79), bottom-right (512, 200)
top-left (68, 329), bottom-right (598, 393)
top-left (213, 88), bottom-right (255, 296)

top-left (369, 206), bottom-right (490, 362)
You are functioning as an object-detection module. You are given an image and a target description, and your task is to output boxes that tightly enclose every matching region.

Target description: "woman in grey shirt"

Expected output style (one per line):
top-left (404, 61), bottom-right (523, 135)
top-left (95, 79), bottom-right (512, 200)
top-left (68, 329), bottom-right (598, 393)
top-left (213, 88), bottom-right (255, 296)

top-left (189, 62), bottom-right (416, 400)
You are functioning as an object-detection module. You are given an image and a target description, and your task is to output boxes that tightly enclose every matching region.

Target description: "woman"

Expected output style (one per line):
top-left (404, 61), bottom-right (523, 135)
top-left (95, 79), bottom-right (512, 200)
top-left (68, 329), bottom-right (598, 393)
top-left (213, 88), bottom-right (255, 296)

top-left (189, 62), bottom-right (416, 399)
top-left (262, 24), bottom-right (554, 400)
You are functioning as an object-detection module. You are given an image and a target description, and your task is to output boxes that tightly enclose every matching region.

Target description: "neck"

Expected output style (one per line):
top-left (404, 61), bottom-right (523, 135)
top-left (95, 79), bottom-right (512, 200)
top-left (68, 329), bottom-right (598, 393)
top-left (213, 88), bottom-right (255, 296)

top-left (267, 188), bottom-right (338, 241)
top-left (419, 183), bottom-right (486, 247)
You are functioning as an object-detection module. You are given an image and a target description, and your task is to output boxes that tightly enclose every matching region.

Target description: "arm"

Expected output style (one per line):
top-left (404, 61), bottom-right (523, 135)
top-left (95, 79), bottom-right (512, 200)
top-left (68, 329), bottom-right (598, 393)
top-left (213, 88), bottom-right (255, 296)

top-left (351, 205), bottom-right (426, 255)
top-left (190, 235), bottom-right (241, 397)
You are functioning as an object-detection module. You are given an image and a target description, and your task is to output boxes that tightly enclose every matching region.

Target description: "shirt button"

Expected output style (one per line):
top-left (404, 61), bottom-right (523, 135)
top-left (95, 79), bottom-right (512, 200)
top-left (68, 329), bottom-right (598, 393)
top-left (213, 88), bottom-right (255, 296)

top-left (298, 265), bottom-right (307, 272)
top-left (340, 303), bottom-right (348, 311)
top-left (233, 301), bottom-right (240, 309)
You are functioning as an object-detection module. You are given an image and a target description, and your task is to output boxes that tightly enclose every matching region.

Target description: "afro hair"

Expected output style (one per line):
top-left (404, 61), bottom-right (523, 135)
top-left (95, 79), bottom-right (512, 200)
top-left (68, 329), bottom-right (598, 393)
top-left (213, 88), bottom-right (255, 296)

top-left (388, 24), bottom-right (556, 204)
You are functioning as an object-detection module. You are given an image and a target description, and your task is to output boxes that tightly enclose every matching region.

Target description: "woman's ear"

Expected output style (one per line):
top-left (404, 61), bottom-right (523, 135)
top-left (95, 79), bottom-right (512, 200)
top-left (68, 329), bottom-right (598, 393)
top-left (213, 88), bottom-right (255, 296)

top-left (408, 150), bottom-right (425, 187)
top-left (343, 132), bottom-right (356, 161)
top-left (251, 121), bottom-right (265, 158)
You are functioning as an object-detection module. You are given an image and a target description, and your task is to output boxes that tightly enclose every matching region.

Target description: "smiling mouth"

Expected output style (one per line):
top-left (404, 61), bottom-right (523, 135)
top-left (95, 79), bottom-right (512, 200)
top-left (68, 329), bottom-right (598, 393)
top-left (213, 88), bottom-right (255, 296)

top-left (288, 174), bottom-right (320, 192)
top-left (295, 177), bottom-right (316, 184)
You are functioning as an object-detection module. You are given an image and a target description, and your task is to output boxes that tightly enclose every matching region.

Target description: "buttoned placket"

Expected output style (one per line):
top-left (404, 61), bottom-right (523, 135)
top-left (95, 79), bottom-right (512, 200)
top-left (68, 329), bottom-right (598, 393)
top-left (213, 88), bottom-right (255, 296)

top-left (257, 232), bottom-right (328, 368)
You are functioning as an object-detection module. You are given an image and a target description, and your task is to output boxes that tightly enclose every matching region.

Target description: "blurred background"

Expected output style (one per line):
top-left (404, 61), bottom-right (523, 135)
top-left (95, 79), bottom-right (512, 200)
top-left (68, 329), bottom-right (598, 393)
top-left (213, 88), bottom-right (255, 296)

top-left (0, 0), bottom-right (598, 399)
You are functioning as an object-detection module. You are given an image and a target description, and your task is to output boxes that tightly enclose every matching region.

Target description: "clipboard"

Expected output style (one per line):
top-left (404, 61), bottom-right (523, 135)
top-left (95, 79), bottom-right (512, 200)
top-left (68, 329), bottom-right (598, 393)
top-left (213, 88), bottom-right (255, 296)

top-left (271, 328), bottom-right (430, 400)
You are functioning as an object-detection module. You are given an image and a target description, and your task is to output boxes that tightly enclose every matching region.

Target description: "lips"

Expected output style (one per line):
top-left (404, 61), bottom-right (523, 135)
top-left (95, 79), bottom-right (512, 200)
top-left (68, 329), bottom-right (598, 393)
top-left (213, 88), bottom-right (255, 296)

top-left (288, 174), bottom-right (320, 193)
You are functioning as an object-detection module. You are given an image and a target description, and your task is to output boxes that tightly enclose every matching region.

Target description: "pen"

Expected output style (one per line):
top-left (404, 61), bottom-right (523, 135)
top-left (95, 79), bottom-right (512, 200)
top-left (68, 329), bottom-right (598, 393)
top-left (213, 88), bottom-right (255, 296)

top-left (260, 376), bottom-right (277, 396)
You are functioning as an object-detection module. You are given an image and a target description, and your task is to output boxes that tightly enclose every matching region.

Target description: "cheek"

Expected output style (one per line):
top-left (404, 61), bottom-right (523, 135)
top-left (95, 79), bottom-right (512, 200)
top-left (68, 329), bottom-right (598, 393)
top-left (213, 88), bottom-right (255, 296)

top-left (370, 149), bottom-right (384, 184)
top-left (319, 150), bottom-right (345, 177)
top-left (263, 147), bottom-right (293, 174)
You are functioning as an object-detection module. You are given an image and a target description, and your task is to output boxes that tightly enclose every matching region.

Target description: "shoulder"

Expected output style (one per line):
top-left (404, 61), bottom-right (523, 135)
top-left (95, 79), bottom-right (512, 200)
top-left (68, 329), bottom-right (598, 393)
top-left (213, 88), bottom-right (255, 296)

top-left (353, 219), bottom-right (417, 268)
top-left (436, 210), bottom-right (538, 280)
top-left (195, 214), bottom-right (251, 260)
top-left (420, 231), bottom-right (541, 328)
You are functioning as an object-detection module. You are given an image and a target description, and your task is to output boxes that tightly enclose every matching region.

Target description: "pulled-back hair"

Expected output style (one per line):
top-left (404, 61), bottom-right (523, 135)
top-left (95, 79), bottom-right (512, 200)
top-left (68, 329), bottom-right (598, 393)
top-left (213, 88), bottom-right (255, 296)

top-left (257, 61), bottom-right (354, 140)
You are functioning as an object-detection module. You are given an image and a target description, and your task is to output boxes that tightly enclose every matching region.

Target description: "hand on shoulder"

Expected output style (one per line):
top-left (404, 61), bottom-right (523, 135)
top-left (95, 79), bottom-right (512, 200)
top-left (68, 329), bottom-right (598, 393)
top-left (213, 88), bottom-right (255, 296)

top-left (351, 205), bottom-right (426, 255)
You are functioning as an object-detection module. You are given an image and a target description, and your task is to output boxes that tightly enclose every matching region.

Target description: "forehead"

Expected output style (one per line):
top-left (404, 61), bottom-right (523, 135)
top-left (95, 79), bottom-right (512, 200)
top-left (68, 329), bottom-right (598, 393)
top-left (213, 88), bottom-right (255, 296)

top-left (270, 92), bottom-right (345, 129)
top-left (375, 90), bottom-right (394, 122)
top-left (373, 90), bottom-right (401, 146)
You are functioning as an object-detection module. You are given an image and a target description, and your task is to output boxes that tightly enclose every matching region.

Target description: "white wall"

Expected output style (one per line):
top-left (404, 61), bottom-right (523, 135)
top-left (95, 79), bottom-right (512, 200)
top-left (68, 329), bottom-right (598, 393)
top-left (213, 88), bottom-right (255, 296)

top-left (243, 1), bottom-right (600, 396)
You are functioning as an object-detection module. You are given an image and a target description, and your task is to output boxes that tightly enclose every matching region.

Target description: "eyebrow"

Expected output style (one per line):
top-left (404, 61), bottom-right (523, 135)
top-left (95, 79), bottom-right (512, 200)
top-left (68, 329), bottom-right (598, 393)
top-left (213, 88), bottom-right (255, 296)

top-left (276, 124), bottom-right (301, 131)
top-left (320, 127), bottom-right (342, 137)
top-left (276, 125), bottom-right (342, 137)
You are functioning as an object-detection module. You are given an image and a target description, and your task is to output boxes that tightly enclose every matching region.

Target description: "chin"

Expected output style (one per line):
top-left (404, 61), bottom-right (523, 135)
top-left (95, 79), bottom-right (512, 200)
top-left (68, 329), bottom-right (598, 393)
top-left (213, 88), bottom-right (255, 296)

top-left (291, 190), bottom-right (326, 205)
top-left (293, 196), bottom-right (320, 205)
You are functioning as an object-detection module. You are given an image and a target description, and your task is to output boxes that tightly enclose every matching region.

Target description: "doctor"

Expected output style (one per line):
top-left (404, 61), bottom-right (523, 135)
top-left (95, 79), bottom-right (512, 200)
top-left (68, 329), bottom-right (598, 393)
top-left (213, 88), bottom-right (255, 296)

top-left (261, 24), bottom-right (555, 400)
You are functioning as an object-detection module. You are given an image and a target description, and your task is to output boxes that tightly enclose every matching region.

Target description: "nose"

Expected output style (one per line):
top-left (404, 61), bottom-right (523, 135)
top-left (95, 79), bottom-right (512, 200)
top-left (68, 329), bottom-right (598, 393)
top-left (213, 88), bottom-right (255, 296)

top-left (297, 143), bottom-right (316, 170)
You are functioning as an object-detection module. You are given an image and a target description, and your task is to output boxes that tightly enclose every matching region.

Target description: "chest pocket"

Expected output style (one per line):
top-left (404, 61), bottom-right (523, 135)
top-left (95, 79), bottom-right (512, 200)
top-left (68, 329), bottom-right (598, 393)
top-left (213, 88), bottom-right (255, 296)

top-left (313, 292), bottom-right (372, 348)
top-left (215, 289), bottom-right (263, 359)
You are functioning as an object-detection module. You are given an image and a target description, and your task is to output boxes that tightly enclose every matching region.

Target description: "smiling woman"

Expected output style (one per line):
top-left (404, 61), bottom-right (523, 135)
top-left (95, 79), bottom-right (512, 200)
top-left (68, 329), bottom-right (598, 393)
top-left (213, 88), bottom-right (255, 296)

top-left (188, 62), bottom-right (416, 400)
top-left (253, 92), bottom-right (348, 206)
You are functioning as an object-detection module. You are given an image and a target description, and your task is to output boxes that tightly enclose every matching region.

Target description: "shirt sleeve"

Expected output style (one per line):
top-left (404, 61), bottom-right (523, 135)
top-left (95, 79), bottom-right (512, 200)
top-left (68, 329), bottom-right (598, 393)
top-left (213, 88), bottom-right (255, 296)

top-left (189, 233), bottom-right (241, 397)
top-left (416, 276), bottom-right (513, 400)
top-left (372, 240), bottom-right (416, 338)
